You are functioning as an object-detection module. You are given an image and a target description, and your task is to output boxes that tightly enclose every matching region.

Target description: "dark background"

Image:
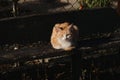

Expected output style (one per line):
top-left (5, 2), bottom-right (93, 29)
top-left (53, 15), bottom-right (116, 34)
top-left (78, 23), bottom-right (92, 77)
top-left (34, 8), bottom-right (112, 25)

top-left (0, 8), bottom-right (119, 44)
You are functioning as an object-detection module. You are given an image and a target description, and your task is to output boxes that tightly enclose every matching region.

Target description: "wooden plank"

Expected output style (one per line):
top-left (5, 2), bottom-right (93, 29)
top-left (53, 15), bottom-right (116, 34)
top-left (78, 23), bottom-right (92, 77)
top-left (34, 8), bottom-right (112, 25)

top-left (0, 38), bottom-right (119, 64)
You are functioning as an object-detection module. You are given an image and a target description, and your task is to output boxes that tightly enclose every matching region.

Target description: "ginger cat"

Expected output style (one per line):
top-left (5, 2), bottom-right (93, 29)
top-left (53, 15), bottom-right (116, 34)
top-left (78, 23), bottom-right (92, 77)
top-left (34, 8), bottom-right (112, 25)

top-left (50, 22), bottom-right (79, 51)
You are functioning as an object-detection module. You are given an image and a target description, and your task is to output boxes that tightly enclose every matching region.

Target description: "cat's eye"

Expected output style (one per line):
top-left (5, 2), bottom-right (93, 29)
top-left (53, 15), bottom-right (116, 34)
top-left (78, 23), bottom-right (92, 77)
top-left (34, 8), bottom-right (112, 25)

top-left (59, 27), bottom-right (64, 30)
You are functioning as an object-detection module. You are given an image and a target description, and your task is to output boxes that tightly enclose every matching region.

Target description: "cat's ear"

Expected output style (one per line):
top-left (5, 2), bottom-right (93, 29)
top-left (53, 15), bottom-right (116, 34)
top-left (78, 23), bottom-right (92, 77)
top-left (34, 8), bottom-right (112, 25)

top-left (69, 24), bottom-right (78, 31)
top-left (55, 24), bottom-right (63, 32)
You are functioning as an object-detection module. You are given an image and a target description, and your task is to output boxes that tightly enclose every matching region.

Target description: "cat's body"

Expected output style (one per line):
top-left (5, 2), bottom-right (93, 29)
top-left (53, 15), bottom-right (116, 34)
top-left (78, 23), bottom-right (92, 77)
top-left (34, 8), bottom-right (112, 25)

top-left (50, 22), bottom-right (79, 51)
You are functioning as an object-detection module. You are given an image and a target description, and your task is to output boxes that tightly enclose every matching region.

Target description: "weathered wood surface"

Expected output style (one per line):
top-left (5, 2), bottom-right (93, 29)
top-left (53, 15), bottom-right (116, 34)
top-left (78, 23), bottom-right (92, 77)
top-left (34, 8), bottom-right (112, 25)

top-left (0, 38), bottom-right (119, 80)
top-left (0, 37), bottom-right (119, 64)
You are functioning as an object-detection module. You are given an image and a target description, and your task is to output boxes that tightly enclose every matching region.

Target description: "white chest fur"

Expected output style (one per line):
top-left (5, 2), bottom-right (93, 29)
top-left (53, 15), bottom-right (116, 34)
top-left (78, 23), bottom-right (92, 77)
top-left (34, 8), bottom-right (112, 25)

top-left (58, 38), bottom-right (72, 49)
